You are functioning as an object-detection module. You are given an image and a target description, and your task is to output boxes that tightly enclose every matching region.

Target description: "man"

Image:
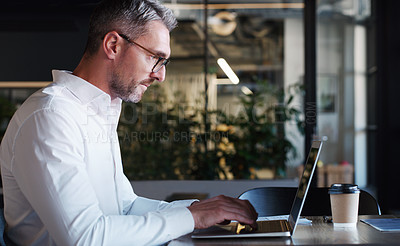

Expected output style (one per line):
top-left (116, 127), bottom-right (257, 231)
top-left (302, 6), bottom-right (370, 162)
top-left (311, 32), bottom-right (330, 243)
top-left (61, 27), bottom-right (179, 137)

top-left (0, 0), bottom-right (257, 245)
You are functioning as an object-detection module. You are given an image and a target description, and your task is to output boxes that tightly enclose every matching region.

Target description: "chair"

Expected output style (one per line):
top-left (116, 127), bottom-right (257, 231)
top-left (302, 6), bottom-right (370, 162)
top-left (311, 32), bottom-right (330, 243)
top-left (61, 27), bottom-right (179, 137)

top-left (238, 187), bottom-right (381, 217)
top-left (0, 193), bottom-right (5, 246)
top-left (0, 208), bottom-right (6, 246)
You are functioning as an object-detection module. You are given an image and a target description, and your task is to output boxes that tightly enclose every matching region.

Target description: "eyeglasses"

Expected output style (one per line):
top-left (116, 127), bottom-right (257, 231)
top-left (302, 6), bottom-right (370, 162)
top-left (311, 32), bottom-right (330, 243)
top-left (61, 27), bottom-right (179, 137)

top-left (117, 33), bottom-right (170, 73)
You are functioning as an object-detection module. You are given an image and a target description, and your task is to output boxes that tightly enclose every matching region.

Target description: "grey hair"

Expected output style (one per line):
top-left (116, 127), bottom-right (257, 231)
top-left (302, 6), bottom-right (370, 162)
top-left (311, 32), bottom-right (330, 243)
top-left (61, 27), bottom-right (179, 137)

top-left (84, 0), bottom-right (177, 56)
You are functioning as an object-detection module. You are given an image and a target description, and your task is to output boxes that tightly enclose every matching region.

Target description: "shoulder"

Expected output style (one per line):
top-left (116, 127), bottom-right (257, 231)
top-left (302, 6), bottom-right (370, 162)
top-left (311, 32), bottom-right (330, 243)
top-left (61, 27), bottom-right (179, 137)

top-left (19, 83), bottom-right (87, 124)
top-left (3, 84), bottom-right (87, 147)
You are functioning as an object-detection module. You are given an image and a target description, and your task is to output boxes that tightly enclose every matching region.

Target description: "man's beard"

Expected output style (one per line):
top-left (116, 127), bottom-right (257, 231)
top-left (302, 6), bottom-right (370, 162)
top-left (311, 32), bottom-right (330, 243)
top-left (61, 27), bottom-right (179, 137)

top-left (109, 72), bottom-right (149, 103)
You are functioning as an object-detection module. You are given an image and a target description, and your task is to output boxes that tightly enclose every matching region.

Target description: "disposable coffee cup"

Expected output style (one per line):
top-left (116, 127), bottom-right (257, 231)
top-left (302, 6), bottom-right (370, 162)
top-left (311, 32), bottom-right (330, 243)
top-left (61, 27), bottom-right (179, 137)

top-left (328, 184), bottom-right (360, 227)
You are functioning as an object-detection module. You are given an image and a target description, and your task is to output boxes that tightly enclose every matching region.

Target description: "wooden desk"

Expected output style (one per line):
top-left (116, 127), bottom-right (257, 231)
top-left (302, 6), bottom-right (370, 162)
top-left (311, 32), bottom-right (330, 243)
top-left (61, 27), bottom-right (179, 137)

top-left (169, 216), bottom-right (400, 245)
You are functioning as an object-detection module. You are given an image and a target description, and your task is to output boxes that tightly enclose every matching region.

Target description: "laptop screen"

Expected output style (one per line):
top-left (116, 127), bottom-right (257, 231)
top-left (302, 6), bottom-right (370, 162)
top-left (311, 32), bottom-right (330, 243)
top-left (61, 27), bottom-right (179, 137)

top-left (288, 140), bottom-right (323, 235)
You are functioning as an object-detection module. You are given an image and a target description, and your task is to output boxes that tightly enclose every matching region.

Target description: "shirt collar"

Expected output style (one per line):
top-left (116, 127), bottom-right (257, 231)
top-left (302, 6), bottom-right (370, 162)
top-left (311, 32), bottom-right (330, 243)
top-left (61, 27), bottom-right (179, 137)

top-left (52, 70), bottom-right (115, 104)
top-left (51, 70), bottom-right (122, 125)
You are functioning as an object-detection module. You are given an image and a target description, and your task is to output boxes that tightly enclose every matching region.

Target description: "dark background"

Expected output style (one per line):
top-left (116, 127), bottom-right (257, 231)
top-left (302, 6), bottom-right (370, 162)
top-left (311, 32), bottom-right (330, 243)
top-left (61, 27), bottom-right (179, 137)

top-left (373, 0), bottom-right (400, 213)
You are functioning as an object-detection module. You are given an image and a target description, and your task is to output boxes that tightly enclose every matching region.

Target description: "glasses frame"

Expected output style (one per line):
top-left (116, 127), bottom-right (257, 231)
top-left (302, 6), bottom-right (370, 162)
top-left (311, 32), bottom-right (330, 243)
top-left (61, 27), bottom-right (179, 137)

top-left (117, 33), bottom-right (170, 73)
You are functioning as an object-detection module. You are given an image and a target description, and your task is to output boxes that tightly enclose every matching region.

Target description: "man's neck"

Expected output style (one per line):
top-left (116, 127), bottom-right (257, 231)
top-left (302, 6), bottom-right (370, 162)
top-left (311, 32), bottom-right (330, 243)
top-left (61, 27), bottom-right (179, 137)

top-left (73, 54), bottom-right (113, 98)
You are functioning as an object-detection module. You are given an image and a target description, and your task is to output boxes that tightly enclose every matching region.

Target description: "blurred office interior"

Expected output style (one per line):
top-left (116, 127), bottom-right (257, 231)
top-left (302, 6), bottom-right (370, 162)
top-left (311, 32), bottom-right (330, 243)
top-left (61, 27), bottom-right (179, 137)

top-left (0, 0), bottom-right (399, 213)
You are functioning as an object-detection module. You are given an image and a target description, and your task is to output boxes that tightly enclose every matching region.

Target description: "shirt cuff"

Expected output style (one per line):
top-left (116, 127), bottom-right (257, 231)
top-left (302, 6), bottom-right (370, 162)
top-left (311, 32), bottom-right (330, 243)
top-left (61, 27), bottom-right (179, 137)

top-left (169, 199), bottom-right (199, 208)
top-left (159, 206), bottom-right (195, 240)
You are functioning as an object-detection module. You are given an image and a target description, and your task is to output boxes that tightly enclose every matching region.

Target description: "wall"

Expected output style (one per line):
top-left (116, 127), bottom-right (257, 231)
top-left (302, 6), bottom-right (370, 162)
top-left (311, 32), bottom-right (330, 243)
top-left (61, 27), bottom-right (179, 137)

top-left (0, 12), bottom-right (90, 81)
top-left (374, 0), bottom-right (400, 213)
top-left (131, 179), bottom-right (298, 200)
top-left (284, 18), bottom-right (305, 169)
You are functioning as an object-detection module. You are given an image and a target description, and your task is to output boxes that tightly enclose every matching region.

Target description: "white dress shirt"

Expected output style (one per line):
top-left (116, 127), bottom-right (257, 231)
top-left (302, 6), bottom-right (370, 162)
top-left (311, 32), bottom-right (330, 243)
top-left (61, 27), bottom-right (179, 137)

top-left (0, 70), bottom-right (195, 246)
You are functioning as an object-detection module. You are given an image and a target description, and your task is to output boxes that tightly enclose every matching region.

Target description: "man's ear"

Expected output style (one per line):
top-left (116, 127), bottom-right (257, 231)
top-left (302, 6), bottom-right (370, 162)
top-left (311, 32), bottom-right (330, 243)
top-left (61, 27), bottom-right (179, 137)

top-left (102, 31), bottom-right (121, 60)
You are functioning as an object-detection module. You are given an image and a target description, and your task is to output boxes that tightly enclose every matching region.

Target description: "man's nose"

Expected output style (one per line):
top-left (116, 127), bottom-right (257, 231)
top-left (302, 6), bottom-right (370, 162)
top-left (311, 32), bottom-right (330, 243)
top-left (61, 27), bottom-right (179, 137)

top-left (151, 66), bottom-right (166, 82)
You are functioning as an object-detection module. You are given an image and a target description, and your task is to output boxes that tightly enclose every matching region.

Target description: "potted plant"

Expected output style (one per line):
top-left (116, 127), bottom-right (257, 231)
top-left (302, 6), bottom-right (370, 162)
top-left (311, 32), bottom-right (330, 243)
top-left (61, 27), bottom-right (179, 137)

top-left (219, 81), bottom-right (304, 178)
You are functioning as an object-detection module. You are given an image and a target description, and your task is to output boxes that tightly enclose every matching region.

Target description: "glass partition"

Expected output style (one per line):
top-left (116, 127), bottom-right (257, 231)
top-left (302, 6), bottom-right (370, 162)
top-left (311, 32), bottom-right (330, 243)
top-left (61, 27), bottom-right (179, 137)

top-left (119, 0), bottom-right (306, 180)
top-left (316, 0), bottom-right (370, 187)
top-left (0, 1), bottom-right (372, 182)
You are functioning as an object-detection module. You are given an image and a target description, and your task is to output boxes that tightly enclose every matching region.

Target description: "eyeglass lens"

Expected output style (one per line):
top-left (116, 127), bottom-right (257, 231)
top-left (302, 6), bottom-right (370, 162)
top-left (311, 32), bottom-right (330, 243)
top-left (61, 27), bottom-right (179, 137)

top-left (117, 33), bottom-right (169, 73)
top-left (153, 58), bottom-right (169, 73)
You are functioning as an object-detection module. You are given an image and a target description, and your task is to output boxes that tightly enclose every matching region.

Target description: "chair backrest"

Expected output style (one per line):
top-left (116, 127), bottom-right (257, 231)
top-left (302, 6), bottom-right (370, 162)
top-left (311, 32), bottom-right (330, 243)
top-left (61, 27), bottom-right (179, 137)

top-left (0, 193), bottom-right (5, 246)
top-left (0, 208), bottom-right (6, 246)
top-left (238, 187), bottom-right (381, 217)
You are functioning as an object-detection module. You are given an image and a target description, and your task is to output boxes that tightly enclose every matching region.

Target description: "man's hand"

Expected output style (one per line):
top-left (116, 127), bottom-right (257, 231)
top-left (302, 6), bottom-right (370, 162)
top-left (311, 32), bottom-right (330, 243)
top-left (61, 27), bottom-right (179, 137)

top-left (188, 195), bottom-right (258, 229)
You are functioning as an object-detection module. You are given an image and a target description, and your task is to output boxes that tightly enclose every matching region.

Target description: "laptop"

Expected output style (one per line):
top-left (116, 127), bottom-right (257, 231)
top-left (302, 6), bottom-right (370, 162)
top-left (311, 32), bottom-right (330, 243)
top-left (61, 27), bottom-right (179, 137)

top-left (192, 140), bottom-right (323, 239)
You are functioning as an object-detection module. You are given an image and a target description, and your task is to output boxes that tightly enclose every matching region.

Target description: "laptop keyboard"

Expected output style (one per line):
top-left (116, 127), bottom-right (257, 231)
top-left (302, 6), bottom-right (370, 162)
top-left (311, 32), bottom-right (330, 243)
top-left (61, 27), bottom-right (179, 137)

top-left (255, 220), bottom-right (290, 233)
top-left (231, 220), bottom-right (290, 234)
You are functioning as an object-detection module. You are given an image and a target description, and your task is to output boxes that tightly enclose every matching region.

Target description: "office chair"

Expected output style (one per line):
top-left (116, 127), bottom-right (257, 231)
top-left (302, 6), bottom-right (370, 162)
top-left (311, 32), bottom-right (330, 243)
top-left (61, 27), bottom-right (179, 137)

top-left (238, 187), bottom-right (381, 217)
top-left (0, 194), bottom-right (5, 246)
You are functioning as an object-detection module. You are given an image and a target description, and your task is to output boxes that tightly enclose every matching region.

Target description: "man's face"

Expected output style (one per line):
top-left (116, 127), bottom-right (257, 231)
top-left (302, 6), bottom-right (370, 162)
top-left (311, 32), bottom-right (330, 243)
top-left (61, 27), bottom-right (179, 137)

top-left (110, 21), bottom-right (171, 103)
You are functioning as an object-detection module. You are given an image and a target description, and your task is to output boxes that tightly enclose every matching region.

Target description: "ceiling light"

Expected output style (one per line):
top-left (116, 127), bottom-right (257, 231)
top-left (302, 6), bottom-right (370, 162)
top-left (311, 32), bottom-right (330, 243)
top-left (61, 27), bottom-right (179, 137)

top-left (210, 11), bottom-right (237, 36)
top-left (241, 86), bottom-right (253, 95)
top-left (217, 58), bottom-right (239, 84)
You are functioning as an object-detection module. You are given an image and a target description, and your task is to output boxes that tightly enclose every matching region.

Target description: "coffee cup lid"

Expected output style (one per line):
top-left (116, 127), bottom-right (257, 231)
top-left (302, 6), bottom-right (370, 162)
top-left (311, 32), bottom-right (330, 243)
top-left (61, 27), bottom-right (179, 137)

top-left (328, 184), bottom-right (360, 194)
